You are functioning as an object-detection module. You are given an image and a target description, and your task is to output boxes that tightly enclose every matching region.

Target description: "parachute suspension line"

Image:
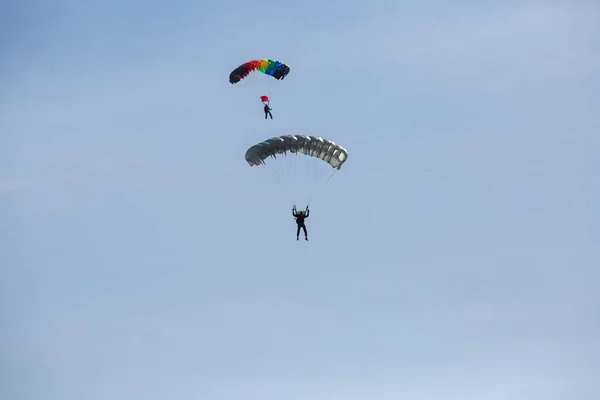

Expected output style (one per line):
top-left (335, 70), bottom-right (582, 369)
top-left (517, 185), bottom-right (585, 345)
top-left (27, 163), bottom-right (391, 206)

top-left (307, 168), bottom-right (338, 207)
top-left (304, 153), bottom-right (310, 201)
top-left (320, 167), bottom-right (338, 191)
top-left (279, 152), bottom-right (333, 209)
top-left (286, 151), bottom-right (294, 207)
top-left (264, 159), bottom-right (293, 206)
top-left (262, 162), bottom-right (276, 184)
top-left (288, 163), bottom-right (297, 207)
top-left (284, 152), bottom-right (294, 206)
top-left (267, 160), bottom-right (280, 184)
top-left (266, 154), bottom-right (340, 208)
top-left (285, 152), bottom-right (291, 205)
top-left (316, 157), bottom-right (328, 182)
top-left (289, 156), bottom-right (297, 208)
top-left (245, 135), bottom-right (347, 210)
top-left (291, 152), bottom-right (297, 205)
top-left (303, 153), bottom-right (313, 208)
top-left (265, 162), bottom-right (281, 196)
top-left (308, 157), bottom-right (313, 183)
top-left (286, 154), bottom-right (296, 207)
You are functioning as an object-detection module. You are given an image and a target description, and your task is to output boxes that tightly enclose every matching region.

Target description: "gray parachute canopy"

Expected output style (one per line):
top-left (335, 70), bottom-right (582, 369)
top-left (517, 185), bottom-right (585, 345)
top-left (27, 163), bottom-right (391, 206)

top-left (245, 135), bottom-right (349, 169)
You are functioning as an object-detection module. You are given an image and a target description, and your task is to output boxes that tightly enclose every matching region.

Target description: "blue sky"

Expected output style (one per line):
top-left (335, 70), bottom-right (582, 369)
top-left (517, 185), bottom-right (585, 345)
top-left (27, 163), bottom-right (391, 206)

top-left (2, 1), bottom-right (599, 399)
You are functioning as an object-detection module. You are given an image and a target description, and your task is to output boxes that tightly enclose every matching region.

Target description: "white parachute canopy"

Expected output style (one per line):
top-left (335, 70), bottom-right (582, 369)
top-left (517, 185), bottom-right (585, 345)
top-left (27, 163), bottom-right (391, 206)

top-left (245, 134), bottom-right (349, 207)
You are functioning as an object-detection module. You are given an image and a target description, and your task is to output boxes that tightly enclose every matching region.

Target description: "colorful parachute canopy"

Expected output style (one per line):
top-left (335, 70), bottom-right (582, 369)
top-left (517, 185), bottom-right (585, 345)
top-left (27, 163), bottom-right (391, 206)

top-left (260, 95), bottom-right (269, 103)
top-left (245, 135), bottom-right (348, 170)
top-left (229, 59), bottom-right (290, 84)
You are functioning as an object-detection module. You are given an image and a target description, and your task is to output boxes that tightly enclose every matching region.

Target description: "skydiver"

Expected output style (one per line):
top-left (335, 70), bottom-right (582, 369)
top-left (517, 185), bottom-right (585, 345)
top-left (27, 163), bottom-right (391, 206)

top-left (264, 103), bottom-right (273, 119)
top-left (293, 205), bottom-right (309, 241)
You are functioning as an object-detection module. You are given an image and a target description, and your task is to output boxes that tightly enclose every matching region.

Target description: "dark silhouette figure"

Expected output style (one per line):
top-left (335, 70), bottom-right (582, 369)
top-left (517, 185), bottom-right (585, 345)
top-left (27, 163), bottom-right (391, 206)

top-left (293, 206), bottom-right (309, 241)
top-left (264, 104), bottom-right (273, 119)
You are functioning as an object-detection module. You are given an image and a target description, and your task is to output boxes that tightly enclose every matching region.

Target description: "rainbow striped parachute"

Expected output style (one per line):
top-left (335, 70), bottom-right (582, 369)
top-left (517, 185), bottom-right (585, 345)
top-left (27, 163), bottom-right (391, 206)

top-left (229, 59), bottom-right (290, 84)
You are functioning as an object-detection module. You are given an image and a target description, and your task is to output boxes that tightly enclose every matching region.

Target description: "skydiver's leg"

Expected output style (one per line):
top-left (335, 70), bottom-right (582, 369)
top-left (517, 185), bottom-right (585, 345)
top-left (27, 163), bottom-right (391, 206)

top-left (297, 225), bottom-right (300, 240)
top-left (302, 225), bottom-right (307, 240)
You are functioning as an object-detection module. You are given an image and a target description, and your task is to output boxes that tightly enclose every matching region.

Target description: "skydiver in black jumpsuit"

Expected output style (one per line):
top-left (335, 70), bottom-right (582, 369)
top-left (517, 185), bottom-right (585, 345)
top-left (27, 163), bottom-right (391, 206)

top-left (264, 103), bottom-right (273, 119)
top-left (293, 206), bottom-right (309, 241)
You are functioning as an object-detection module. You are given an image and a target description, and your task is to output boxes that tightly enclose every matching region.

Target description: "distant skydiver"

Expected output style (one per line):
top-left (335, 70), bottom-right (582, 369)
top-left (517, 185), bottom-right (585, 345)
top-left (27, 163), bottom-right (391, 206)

top-left (293, 205), bottom-right (309, 241)
top-left (264, 103), bottom-right (273, 119)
